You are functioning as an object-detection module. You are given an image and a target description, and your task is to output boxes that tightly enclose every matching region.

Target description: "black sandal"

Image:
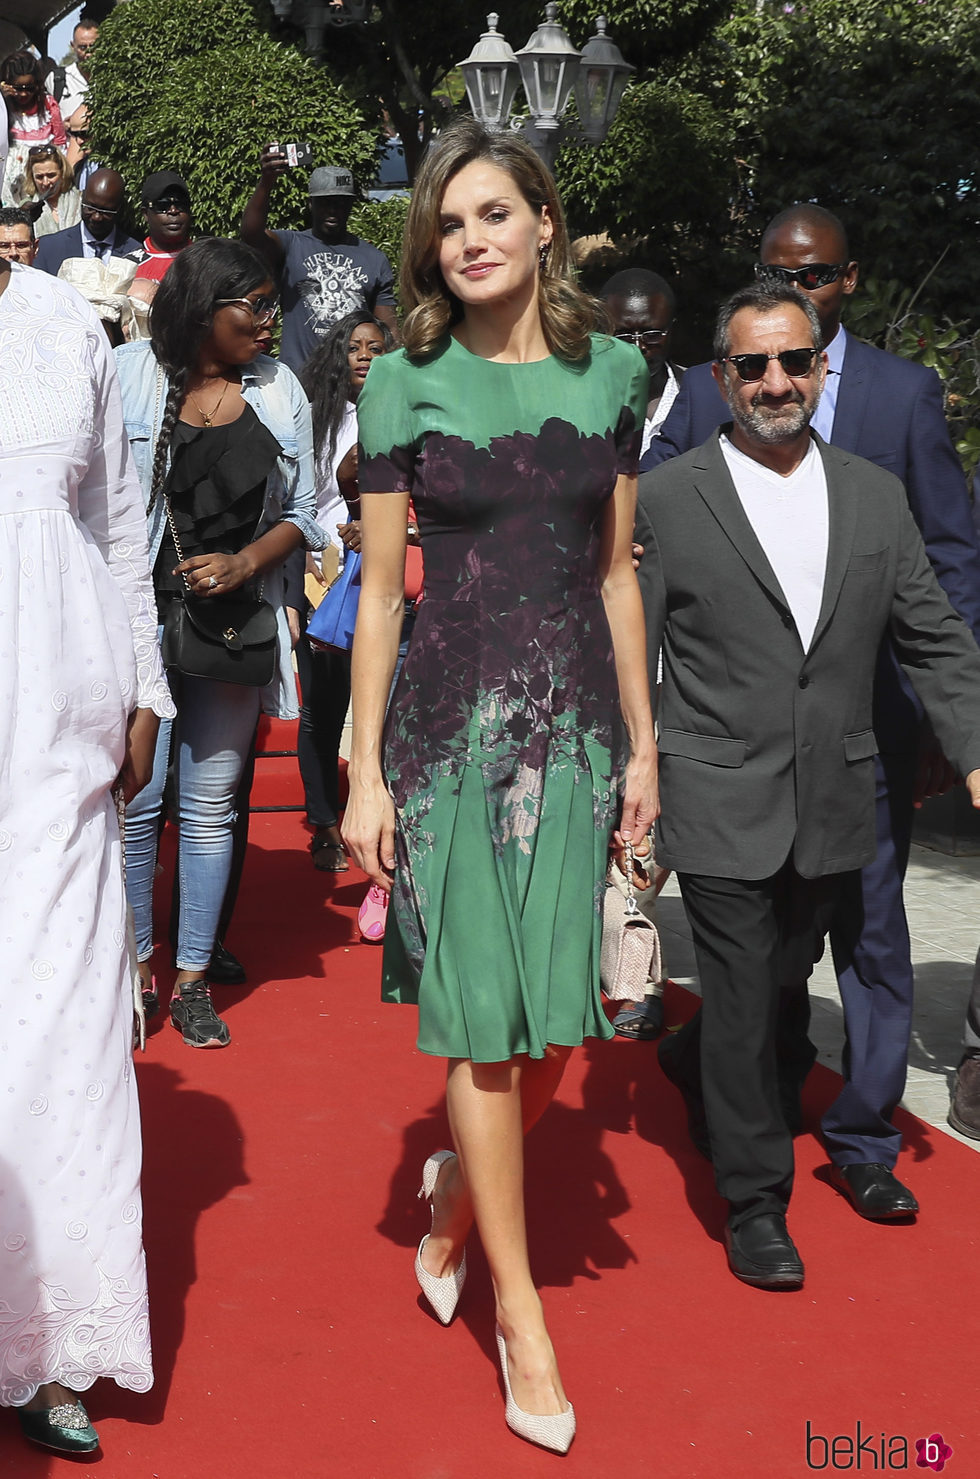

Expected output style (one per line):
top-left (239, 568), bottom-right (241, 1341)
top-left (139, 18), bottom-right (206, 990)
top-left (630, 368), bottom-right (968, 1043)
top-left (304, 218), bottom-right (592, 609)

top-left (311, 834), bottom-right (349, 872)
top-left (613, 993), bottom-right (665, 1041)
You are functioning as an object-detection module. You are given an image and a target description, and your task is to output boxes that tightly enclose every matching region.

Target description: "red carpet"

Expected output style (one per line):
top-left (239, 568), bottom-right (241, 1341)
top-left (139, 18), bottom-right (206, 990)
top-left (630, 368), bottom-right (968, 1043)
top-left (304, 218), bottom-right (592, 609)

top-left (3, 721), bottom-right (977, 1477)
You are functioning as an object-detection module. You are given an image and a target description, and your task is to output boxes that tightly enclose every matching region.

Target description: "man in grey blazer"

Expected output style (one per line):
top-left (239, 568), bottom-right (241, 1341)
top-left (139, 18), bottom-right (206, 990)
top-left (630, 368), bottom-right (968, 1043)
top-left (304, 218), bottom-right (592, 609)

top-left (636, 283), bottom-right (980, 1290)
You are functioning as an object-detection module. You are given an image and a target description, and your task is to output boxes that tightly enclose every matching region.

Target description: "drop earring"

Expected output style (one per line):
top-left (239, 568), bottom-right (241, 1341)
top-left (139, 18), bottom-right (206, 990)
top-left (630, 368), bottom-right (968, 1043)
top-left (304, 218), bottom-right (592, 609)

top-left (538, 242), bottom-right (550, 271)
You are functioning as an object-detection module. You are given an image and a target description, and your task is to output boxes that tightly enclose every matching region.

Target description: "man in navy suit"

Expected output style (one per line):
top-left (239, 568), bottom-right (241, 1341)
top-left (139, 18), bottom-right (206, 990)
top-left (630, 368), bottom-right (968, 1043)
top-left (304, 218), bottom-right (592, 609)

top-left (645, 204), bottom-right (980, 1219)
top-left (33, 168), bottom-right (143, 275)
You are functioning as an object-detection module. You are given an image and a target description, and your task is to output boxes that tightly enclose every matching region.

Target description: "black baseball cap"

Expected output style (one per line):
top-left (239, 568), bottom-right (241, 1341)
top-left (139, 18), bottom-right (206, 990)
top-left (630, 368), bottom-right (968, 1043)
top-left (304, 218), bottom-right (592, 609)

top-left (141, 170), bottom-right (191, 207)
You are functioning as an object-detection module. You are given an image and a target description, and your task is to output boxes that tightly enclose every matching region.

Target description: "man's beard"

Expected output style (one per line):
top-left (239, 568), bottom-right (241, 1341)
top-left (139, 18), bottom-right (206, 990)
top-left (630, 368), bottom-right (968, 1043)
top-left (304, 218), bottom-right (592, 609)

top-left (726, 382), bottom-right (817, 446)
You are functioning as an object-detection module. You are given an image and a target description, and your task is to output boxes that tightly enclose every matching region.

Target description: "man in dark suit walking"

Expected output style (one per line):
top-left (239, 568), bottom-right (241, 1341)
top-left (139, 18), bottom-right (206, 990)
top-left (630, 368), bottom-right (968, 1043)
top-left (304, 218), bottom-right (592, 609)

top-left (640, 205), bottom-right (980, 1222)
top-left (33, 168), bottom-right (143, 275)
top-left (637, 282), bottom-right (980, 1288)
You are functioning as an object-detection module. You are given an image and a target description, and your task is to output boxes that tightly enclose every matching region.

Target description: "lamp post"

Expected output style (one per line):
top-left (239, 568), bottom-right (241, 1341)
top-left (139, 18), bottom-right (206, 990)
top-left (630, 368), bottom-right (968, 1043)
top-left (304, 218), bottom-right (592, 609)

top-left (458, 6), bottom-right (634, 170)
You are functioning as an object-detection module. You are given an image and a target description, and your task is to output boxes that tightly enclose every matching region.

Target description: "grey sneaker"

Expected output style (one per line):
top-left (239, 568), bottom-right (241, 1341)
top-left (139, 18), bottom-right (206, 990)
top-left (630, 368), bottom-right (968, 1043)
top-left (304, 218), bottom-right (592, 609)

top-left (170, 980), bottom-right (231, 1049)
top-left (948, 1054), bottom-right (980, 1140)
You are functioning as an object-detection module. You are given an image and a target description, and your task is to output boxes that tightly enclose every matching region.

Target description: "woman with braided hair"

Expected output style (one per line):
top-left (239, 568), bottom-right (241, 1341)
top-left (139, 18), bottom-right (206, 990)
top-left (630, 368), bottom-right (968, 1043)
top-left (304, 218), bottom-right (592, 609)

top-left (115, 237), bottom-right (324, 1048)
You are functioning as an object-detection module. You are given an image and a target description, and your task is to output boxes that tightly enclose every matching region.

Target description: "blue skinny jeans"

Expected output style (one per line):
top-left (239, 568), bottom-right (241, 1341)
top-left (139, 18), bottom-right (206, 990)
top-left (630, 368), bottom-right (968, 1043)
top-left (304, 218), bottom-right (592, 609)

top-left (125, 667), bottom-right (261, 971)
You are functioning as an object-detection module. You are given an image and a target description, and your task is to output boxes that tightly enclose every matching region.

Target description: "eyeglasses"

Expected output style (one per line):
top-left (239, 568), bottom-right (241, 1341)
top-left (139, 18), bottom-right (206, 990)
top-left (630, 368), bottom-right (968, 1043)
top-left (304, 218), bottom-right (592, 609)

top-left (214, 295), bottom-right (280, 326)
top-left (614, 329), bottom-right (669, 348)
top-left (0, 237), bottom-right (33, 258)
top-left (754, 261), bottom-right (847, 292)
top-left (81, 201), bottom-right (119, 218)
top-left (67, 129), bottom-right (90, 142)
top-left (720, 348), bottom-right (819, 382)
top-left (146, 197), bottom-right (188, 214)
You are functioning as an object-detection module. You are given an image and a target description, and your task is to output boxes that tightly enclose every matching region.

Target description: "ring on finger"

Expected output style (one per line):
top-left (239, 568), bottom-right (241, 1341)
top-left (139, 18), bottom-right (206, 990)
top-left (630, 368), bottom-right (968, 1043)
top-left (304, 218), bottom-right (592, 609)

top-left (207, 575), bottom-right (218, 590)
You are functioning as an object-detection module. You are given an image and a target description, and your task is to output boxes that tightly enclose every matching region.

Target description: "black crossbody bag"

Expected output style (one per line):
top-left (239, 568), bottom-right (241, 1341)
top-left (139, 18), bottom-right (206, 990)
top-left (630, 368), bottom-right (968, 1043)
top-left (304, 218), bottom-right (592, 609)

top-left (160, 491), bottom-right (278, 689)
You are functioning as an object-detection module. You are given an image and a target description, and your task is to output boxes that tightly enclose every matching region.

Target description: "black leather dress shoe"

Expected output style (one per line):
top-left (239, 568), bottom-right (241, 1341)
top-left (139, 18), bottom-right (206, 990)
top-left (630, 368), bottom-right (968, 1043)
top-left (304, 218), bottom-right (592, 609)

top-left (725, 1213), bottom-right (804, 1289)
top-left (830, 1162), bottom-right (918, 1220)
top-left (207, 941), bottom-right (247, 985)
top-left (657, 1035), bottom-right (711, 1160)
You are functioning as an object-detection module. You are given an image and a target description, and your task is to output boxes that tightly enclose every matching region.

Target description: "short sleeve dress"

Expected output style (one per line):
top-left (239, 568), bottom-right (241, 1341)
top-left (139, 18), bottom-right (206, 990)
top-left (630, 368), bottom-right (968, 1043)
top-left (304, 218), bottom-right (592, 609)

top-left (357, 332), bottom-right (648, 1063)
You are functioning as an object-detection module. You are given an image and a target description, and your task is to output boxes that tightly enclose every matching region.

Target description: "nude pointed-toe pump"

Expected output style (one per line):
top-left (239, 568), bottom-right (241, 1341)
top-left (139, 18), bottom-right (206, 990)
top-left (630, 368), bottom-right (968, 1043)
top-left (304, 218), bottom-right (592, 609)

top-left (414, 1150), bottom-right (467, 1324)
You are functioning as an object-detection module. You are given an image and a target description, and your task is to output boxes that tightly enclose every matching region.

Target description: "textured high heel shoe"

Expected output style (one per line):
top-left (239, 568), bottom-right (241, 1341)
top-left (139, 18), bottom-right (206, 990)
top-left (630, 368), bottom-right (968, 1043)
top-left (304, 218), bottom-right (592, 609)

top-left (17, 1398), bottom-right (100, 1454)
top-left (415, 1150), bottom-right (467, 1323)
top-left (495, 1326), bottom-right (576, 1455)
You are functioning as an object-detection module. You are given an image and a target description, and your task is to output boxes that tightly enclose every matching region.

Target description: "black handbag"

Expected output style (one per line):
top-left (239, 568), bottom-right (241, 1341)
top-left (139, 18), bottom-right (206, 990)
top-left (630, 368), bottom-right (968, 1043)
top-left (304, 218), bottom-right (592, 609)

top-left (161, 591), bottom-right (278, 687)
top-left (161, 483), bottom-right (278, 688)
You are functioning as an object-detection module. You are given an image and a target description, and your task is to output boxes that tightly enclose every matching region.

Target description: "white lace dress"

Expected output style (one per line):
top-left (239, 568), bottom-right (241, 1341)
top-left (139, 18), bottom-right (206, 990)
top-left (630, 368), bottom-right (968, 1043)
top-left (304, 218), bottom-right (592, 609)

top-left (0, 264), bottom-right (174, 1406)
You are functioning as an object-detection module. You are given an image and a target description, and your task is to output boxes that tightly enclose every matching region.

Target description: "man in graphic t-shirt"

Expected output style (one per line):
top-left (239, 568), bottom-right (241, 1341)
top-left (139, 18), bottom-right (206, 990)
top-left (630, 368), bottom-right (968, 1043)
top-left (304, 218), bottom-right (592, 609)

top-left (242, 147), bottom-right (398, 373)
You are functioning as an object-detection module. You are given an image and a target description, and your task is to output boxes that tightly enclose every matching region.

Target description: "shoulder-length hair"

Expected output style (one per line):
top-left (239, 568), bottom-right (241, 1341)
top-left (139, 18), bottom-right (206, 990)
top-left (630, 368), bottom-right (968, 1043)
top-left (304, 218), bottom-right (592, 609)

top-left (145, 236), bottom-right (271, 512)
top-left (28, 146), bottom-right (74, 197)
top-left (400, 117), bottom-right (597, 363)
top-left (299, 310), bottom-right (395, 469)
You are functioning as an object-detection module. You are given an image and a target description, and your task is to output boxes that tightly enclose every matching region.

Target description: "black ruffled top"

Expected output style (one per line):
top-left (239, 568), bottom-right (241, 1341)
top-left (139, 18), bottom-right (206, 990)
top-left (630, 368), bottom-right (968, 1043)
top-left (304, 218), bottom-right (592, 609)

top-left (154, 403), bottom-right (283, 610)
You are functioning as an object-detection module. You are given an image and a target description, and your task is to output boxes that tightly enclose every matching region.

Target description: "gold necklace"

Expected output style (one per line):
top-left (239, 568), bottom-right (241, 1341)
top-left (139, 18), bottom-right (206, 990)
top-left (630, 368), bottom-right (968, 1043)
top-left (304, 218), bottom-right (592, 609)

top-left (187, 377), bottom-right (230, 428)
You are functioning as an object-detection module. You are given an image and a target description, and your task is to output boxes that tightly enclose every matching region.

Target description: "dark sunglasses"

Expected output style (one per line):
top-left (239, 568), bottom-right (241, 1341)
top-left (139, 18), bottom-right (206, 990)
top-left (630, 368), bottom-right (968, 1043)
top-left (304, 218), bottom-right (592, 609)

top-left (146, 197), bottom-right (188, 214)
top-left (67, 129), bottom-right (90, 141)
top-left (214, 294), bottom-right (280, 325)
top-left (614, 328), bottom-right (669, 348)
top-left (27, 145), bottom-right (57, 159)
top-left (754, 261), bottom-right (847, 292)
top-left (720, 348), bottom-right (819, 382)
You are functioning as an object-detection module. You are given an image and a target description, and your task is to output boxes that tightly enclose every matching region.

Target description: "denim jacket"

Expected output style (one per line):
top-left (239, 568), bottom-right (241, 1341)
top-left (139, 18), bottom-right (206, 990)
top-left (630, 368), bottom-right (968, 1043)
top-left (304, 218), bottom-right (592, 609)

top-left (114, 340), bottom-right (325, 720)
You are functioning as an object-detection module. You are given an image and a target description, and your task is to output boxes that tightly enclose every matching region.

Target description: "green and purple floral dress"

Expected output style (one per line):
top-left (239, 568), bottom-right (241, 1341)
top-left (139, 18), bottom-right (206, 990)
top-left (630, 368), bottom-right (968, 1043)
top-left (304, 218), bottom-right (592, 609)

top-left (357, 333), bottom-right (648, 1062)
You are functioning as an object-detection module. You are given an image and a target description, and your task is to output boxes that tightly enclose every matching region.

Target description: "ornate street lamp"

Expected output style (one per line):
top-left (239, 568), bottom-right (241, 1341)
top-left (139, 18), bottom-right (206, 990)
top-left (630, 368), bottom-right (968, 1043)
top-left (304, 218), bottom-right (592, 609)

top-left (457, 8), bottom-right (633, 169)
top-left (574, 16), bottom-right (634, 146)
top-left (515, 5), bottom-right (581, 135)
top-left (458, 14), bottom-right (522, 132)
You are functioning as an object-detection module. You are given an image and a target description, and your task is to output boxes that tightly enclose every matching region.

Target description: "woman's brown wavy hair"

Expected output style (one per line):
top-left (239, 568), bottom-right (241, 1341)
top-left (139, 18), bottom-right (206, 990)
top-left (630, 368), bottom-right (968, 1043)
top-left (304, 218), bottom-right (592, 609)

top-left (400, 117), bottom-right (598, 363)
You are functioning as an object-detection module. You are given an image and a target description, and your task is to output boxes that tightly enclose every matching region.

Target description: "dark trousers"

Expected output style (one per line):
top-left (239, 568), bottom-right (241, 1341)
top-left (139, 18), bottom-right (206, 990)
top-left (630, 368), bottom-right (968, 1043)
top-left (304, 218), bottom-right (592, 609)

top-left (674, 860), bottom-right (844, 1228)
top-left (295, 618), bottom-right (351, 830)
top-left (824, 752), bottom-right (917, 1166)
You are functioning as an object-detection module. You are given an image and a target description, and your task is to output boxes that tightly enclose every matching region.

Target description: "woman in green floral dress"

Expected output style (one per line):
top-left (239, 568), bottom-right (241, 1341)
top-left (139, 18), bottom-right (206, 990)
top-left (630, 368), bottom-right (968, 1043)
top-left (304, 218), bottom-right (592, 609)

top-left (343, 119), bottom-right (657, 1453)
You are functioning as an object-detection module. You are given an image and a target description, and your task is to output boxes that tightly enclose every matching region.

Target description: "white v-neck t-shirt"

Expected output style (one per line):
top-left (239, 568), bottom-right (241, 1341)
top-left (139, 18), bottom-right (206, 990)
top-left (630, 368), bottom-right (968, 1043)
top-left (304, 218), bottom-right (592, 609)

top-left (721, 433), bottom-right (829, 652)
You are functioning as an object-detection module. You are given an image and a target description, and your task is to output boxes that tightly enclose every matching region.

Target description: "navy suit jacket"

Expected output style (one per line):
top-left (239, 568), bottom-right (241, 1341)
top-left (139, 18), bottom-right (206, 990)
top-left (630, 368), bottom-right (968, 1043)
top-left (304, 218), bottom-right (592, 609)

top-left (33, 223), bottom-right (144, 276)
top-left (639, 336), bottom-right (980, 752)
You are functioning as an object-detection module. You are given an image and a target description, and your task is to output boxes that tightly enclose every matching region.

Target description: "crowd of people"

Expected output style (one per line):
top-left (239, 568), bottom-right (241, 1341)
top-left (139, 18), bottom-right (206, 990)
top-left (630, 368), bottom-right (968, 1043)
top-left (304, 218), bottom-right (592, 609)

top-left (2, 12), bottom-right (980, 1463)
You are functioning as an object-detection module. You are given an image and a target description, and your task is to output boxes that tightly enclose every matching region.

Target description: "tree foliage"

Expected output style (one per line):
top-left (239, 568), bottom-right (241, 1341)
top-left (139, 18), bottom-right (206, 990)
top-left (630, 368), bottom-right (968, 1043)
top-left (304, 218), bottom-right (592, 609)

top-left (710, 0), bottom-right (980, 324)
top-left (87, 0), bottom-right (379, 239)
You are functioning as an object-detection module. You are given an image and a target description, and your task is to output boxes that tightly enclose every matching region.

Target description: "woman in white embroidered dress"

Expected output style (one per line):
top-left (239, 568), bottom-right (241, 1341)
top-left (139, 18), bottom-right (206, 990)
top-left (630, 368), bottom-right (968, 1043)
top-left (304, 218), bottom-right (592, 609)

top-left (0, 260), bottom-right (173, 1455)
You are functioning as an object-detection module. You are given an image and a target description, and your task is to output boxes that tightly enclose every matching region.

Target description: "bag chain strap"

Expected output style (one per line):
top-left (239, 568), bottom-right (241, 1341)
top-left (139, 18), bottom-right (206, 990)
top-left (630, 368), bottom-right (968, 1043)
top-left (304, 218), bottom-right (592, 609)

top-left (623, 840), bottom-right (639, 917)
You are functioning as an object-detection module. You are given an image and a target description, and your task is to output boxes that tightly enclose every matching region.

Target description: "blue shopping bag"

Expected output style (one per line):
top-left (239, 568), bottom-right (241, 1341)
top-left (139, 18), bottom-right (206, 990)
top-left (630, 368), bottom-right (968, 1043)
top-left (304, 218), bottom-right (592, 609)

top-left (307, 550), bottom-right (361, 652)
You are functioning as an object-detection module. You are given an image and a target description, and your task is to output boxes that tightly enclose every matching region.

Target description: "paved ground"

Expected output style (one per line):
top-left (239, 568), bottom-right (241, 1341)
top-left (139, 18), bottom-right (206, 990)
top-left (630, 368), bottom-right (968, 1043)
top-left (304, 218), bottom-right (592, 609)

top-left (656, 842), bottom-right (980, 1153)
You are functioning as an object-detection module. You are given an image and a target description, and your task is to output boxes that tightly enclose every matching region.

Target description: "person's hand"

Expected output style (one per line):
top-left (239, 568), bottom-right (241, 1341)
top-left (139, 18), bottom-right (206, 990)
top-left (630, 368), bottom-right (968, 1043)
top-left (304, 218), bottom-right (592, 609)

top-left (967, 769), bottom-right (980, 809)
top-left (175, 551), bottom-right (251, 595)
top-left (632, 541), bottom-right (644, 571)
top-left (116, 708), bottom-right (160, 804)
top-left (913, 724), bottom-right (957, 807)
top-left (337, 520), bottom-right (362, 553)
top-left (342, 771), bottom-right (397, 890)
top-left (612, 831), bottom-right (654, 890)
top-left (259, 143), bottom-right (291, 186)
top-left (0, 82), bottom-right (15, 99)
top-left (614, 750), bottom-right (660, 858)
top-left (305, 551), bottom-right (328, 587)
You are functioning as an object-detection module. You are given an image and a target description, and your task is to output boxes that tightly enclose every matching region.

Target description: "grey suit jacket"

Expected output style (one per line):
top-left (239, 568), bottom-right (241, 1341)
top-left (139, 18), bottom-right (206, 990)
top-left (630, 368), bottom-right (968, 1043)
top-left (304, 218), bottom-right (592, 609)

top-left (636, 430), bottom-right (980, 880)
